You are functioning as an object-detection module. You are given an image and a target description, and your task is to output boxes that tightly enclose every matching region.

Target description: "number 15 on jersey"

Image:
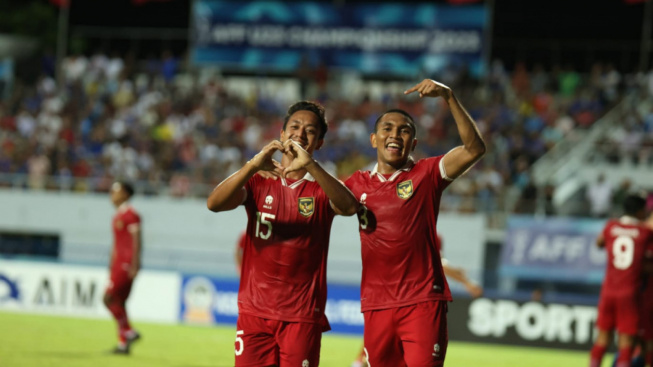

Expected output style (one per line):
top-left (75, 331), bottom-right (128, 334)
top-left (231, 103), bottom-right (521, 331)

top-left (255, 212), bottom-right (275, 240)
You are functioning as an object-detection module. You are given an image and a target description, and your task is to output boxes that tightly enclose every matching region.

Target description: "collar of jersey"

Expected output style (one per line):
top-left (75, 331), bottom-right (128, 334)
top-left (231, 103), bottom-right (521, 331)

top-left (281, 171), bottom-right (315, 189)
top-left (619, 215), bottom-right (640, 225)
top-left (369, 157), bottom-right (415, 182)
top-left (117, 202), bottom-right (132, 213)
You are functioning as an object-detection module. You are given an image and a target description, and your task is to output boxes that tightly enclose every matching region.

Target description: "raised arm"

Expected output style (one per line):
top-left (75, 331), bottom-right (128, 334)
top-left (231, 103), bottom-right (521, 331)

top-left (207, 141), bottom-right (284, 212)
top-left (404, 79), bottom-right (486, 179)
top-left (284, 140), bottom-right (359, 216)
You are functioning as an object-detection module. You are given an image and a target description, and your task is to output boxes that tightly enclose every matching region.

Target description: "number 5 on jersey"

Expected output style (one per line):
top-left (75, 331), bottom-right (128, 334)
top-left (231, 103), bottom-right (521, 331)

top-left (255, 212), bottom-right (275, 240)
top-left (235, 330), bottom-right (244, 356)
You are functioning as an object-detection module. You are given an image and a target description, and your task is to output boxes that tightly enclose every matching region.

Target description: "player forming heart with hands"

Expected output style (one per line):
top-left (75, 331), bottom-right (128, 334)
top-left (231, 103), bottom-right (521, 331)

top-left (250, 139), bottom-right (314, 179)
top-left (404, 79), bottom-right (453, 101)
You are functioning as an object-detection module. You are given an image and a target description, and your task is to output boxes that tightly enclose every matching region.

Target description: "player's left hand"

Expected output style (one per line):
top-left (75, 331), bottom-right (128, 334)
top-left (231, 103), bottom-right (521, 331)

top-left (465, 282), bottom-right (483, 298)
top-left (282, 140), bottom-right (314, 177)
top-left (404, 79), bottom-right (452, 100)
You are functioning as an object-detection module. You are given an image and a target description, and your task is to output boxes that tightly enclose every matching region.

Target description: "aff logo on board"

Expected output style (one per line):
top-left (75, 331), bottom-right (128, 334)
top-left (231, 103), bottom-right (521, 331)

top-left (396, 180), bottom-right (414, 200)
top-left (298, 197), bottom-right (314, 217)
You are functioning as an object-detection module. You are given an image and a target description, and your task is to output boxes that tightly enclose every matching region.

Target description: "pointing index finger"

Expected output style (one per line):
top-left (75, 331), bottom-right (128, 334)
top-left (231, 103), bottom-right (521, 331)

top-left (404, 84), bottom-right (420, 95)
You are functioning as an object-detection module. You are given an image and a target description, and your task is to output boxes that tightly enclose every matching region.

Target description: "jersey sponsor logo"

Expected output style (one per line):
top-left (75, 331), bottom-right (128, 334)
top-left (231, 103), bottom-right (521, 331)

top-left (298, 197), bottom-right (314, 217)
top-left (264, 195), bottom-right (274, 209)
top-left (396, 180), bottom-right (414, 199)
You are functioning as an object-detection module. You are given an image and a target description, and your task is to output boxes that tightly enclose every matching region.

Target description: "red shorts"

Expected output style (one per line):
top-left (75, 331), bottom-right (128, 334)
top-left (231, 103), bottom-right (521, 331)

top-left (363, 300), bottom-right (448, 367)
top-left (106, 267), bottom-right (133, 302)
top-left (641, 290), bottom-right (653, 339)
top-left (596, 293), bottom-right (640, 336)
top-left (234, 313), bottom-right (323, 367)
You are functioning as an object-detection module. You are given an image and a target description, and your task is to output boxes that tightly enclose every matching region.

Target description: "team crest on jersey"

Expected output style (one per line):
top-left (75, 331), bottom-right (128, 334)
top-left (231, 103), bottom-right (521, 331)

top-left (115, 220), bottom-right (124, 230)
top-left (298, 197), bottom-right (314, 217)
top-left (396, 180), bottom-right (414, 200)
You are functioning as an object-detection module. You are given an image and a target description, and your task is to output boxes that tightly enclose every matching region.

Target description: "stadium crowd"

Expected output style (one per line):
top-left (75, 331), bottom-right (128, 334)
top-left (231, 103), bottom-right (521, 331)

top-left (0, 52), bottom-right (641, 213)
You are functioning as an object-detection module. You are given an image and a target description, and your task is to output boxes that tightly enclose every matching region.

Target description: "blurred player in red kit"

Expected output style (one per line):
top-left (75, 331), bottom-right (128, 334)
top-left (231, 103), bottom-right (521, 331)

top-left (589, 194), bottom-right (653, 367)
top-left (345, 79), bottom-right (485, 366)
top-left (207, 101), bottom-right (358, 366)
top-left (104, 181), bottom-right (142, 354)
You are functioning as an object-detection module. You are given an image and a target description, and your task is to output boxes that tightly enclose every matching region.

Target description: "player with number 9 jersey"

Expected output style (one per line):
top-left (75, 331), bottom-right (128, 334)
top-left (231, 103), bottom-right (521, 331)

top-left (590, 194), bottom-right (653, 367)
top-left (596, 216), bottom-right (652, 335)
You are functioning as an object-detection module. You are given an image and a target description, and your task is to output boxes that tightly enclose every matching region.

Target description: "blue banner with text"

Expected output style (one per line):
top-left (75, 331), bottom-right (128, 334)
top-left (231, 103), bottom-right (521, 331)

top-left (500, 216), bottom-right (607, 284)
top-left (191, 0), bottom-right (488, 76)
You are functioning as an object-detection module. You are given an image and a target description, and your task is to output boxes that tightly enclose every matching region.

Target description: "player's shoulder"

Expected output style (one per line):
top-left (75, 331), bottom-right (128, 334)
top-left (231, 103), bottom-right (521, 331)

top-left (249, 174), bottom-right (279, 190)
top-left (420, 155), bottom-right (446, 166)
top-left (122, 205), bottom-right (140, 219)
top-left (345, 170), bottom-right (367, 185)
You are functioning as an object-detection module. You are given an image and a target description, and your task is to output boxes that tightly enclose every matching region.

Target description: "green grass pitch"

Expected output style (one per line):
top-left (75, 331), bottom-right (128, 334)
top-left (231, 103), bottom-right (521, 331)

top-left (0, 311), bottom-right (611, 366)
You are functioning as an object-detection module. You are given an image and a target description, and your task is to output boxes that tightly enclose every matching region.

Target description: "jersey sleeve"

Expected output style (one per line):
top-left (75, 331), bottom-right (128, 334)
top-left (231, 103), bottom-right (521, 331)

top-left (425, 155), bottom-right (453, 192)
top-left (243, 174), bottom-right (262, 207)
top-left (344, 171), bottom-right (362, 196)
top-left (125, 210), bottom-right (141, 233)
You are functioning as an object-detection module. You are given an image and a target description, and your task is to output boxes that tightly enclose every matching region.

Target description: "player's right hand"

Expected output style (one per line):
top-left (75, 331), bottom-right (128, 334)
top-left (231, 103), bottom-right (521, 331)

top-left (404, 79), bottom-right (452, 100)
top-left (248, 140), bottom-right (285, 176)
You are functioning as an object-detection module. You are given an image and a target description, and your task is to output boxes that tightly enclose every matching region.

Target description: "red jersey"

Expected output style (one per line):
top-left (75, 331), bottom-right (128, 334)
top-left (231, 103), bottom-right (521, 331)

top-left (238, 173), bottom-right (336, 325)
top-left (345, 156), bottom-right (453, 312)
top-left (600, 217), bottom-right (653, 297)
top-left (112, 203), bottom-right (141, 269)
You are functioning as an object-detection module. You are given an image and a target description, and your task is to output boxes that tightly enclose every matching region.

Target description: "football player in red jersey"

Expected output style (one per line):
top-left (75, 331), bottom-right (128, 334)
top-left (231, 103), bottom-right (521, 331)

top-left (207, 101), bottom-right (358, 367)
top-left (350, 234), bottom-right (483, 367)
top-left (104, 181), bottom-right (142, 354)
top-left (590, 194), bottom-right (653, 367)
top-left (344, 79), bottom-right (485, 366)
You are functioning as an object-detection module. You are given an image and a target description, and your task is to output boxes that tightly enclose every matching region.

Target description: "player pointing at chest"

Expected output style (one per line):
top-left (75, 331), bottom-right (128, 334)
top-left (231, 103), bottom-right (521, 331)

top-left (345, 79), bottom-right (486, 367)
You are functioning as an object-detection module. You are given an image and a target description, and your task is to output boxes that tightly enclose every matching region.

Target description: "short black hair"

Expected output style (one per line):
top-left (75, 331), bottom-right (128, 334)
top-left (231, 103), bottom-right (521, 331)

top-left (283, 101), bottom-right (328, 140)
top-left (623, 193), bottom-right (646, 217)
top-left (374, 109), bottom-right (417, 137)
top-left (117, 181), bottom-right (135, 198)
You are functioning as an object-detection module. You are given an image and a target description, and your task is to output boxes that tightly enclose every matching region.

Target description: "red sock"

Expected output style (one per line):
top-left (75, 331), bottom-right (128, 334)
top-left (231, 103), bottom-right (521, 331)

top-left (616, 347), bottom-right (632, 367)
top-left (590, 345), bottom-right (607, 367)
top-left (107, 301), bottom-right (132, 343)
top-left (645, 351), bottom-right (652, 366)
